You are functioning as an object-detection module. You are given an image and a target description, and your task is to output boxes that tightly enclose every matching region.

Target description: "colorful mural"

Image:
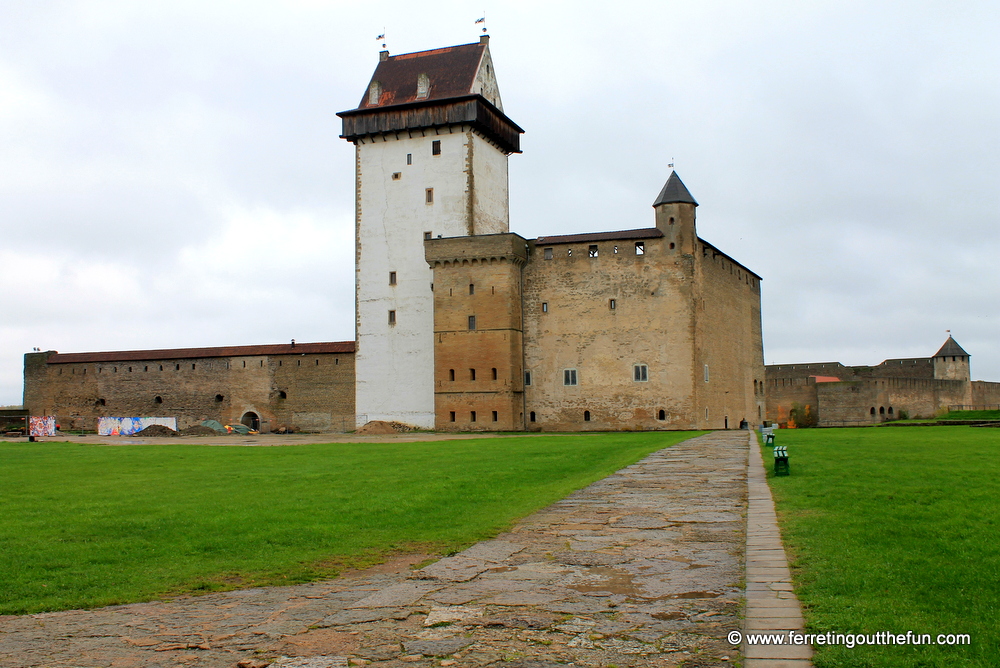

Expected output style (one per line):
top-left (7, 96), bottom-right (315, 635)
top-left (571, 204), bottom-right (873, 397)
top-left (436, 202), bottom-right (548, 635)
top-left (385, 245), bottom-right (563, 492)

top-left (97, 417), bottom-right (177, 436)
top-left (29, 416), bottom-right (56, 437)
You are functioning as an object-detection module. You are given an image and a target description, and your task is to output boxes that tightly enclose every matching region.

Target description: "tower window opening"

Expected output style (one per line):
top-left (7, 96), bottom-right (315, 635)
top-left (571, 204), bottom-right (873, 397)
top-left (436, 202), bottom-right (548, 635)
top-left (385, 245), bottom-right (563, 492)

top-left (154, 396), bottom-right (163, 404)
top-left (669, 242), bottom-right (675, 249)
top-left (635, 241), bottom-right (645, 255)
top-left (609, 299), bottom-right (616, 310)
top-left (432, 140), bottom-right (441, 155)
top-left (424, 230), bottom-right (432, 240)
top-left (634, 364), bottom-right (648, 382)
top-left (524, 371), bottom-right (531, 385)
top-left (567, 248), bottom-right (572, 256)
top-left (469, 283), bottom-right (475, 295)
top-left (278, 390), bottom-right (287, 399)
top-left (176, 364), bottom-right (180, 370)
top-left (388, 310), bottom-right (396, 325)
top-left (215, 394), bottom-right (224, 402)
top-left (425, 188), bottom-right (434, 204)
top-left (589, 245), bottom-right (598, 257)
top-left (143, 366), bottom-right (148, 372)
top-left (389, 271), bottom-right (397, 285)
top-left (391, 172), bottom-right (401, 180)
top-left (192, 363), bottom-right (196, 370)
top-left (614, 245), bottom-right (619, 254)
top-left (468, 315), bottom-right (477, 330)
top-left (542, 302), bottom-right (548, 313)
top-left (658, 409), bottom-right (666, 420)
top-left (564, 369), bottom-right (578, 386)
top-left (704, 364), bottom-right (710, 382)
top-left (669, 217), bottom-right (675, 225)
top-left (492, 367), bottom-right (498, 380)
top-left (406, 153), bottom-right (412, 165)
top-left (530, 411), bottom-right (536, 422)
top-left (544, 247), bottom-right (553, 260)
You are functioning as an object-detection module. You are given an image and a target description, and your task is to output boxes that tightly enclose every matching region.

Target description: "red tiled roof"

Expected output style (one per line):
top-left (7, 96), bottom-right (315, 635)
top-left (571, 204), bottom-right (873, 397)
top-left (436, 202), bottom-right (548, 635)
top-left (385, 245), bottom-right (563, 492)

top-left (535, 228), bottom-right (664, 245)
top-left (811, 375), bottom-right (842, 383)
top-left (358, 43), bottom-right (485, 109)
top-left (46, 341), bottom-right (355, 364)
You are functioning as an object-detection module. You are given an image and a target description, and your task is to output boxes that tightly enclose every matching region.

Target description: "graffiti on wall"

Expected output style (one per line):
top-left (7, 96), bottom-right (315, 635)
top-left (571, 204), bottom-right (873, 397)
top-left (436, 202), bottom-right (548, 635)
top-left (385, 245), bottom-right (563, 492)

top-left (29, 416), bottom-right (56, 437)
top-left (97, 417), bottom-right (177, 436)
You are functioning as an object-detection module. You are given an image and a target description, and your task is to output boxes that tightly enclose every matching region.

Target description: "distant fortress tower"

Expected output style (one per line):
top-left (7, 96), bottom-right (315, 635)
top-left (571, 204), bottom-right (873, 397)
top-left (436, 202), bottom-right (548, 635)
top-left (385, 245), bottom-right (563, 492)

top-left (338, 36), bottom-right (523, 427)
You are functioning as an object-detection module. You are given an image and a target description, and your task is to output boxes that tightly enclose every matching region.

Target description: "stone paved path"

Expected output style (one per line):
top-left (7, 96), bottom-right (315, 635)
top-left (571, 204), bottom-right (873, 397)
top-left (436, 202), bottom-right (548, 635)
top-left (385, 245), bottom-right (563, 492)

top-left (0, 432), bottom-right (748, 668)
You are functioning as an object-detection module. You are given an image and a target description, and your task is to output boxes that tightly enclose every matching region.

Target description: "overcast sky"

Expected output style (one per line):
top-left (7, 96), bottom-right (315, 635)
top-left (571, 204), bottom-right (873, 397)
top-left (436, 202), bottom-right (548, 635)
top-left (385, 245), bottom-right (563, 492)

top-left (1, 0), bottom-right (997, 405)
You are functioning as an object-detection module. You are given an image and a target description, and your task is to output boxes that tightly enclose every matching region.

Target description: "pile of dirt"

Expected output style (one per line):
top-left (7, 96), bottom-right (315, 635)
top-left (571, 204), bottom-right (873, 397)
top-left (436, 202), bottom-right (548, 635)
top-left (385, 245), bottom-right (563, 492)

top-left (178, 425), bottom-right (222, 436)
top-left (133, 424), bottom-right (178, 437)
top-left (355, 420), bottom-right (418, 435)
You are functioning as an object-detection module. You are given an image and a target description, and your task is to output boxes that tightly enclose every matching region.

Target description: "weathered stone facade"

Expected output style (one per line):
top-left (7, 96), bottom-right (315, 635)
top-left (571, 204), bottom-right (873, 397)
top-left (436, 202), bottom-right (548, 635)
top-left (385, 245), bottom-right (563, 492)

top-left (765, 336), bottom-right (1000, 426)
top-left (23, 343), bottom-right (355, 433)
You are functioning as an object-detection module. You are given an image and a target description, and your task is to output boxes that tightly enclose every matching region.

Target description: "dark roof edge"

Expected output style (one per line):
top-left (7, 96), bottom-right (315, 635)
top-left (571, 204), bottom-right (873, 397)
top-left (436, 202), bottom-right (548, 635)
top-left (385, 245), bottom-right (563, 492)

top-left (698, 237), bottom-right (762, 280)
top-left (337, 93), bottom-right (525, 134)
top-left (534, 228), bottom-right (664, 245)
top-left (44, 341), bottom-right (356, 364)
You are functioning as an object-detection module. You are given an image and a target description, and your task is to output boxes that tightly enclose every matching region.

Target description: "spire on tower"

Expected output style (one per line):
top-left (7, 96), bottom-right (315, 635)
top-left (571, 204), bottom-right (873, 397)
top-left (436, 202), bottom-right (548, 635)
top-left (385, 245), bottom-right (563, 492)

top-left (653, 171), bottom-right (698, 207)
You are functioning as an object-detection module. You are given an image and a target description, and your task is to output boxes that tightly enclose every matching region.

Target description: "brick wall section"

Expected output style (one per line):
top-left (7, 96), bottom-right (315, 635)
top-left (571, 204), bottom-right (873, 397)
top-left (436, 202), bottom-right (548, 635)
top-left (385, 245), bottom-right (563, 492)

top-left (425, 234), bottom-right (527, 430)
top-left (23, 348), bottom-right (355, 432)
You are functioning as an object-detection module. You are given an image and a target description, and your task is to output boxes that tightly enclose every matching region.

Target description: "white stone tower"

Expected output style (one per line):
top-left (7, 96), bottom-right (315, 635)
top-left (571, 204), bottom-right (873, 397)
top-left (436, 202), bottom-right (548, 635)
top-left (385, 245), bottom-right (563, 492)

top-left (338, 36), bottom-right (523, 427)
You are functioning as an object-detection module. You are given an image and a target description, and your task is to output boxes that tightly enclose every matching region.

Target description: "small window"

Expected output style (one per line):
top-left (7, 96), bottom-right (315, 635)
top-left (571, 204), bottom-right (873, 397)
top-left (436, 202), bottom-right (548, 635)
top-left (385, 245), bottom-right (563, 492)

top-left (870, 407), bottom-right (876, 415)
top-left (563, 369), bottom-right (578, 386)
top-left (492, 411), bottom-right (498, 422)
top-left (530, 411), bottom-right (536, 422)
top-left (154, 396), bottom-right (163, 404)
top-left (469, 283), bottom-right (475, 295)
top-left (524, 371), bottom-right (531, 386)
top-left (406, 153), bottom-right (412, 165)
top-left (278, 390), bottom-right (287, 399)
top-left (388, 310), bottom-right (396, 325)
top-left (468, 315), bottom-right (477, 330)
top-left (392, 172), bottom-right (401, 180)
top-left (614, 245), bottom-right (619, 254)
top-left (588, 245), bottom-right (598, 257)
top-left (635, 241), bottom-right (645, 255)
top-left (143, 366), bottom-right (148, 372)
top-left (424, 231), bottom-right (432, 240)
top-left (470, 368), bottom-right (476, 381)
top-left (159, 365), bottom-right (163, 371)
top-left (704, 364), bottom-right (710, 382)
top-left (668, 216), bottom-right (675, 225)
top-left (426, 188), bottom-right (434, 204)
top-left (609, 299), bottom-right (616, 310)
top-left (389, 271), bottom-right (397, 285)
top-left (215, 394), bottom-right (224, 402)
top-left (567, 248), bottom-right (573, 256)
top-left (449, 369), bottom-right (455, 381)
top-left (492, 367), bottom-right (498, 380)
top-left (879, 406), bottom-right (885, 415)
top-left (658, 409), bottom-right (666, 420)
top-left (634, 364), bottom-right (648, 382)
top-left (450, 411), bottom-right (456, 422)
top-left (470, 411), bottom-right (477, 422)
top-left (432, 140), bottom-right (441, 155)
top-left (669, 242), bottom-right (675, 249)
top-left (542, 302), bottom-right (548, 313)
top-left (192, 364), bottom-right (196, 370)
top-left (544, 247), bottom-right (553, 260)
top-left (98, 398), bottom-right (106, 406)
top-left (368, 80), bottom-right (381, 105)
top-left (584, 410), bottom-right (591, 422)
top-left (176, 364), bottom-right (180, 370)
top-left (417, 73), bottom-right (430, 99)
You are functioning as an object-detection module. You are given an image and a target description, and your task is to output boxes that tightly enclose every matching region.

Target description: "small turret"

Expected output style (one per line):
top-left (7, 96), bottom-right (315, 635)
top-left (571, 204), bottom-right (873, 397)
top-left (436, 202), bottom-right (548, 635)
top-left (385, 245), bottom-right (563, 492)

top-left (653, 171), bottom-right (698, 254)
top-left (932, 336), bottom-right (970, 381)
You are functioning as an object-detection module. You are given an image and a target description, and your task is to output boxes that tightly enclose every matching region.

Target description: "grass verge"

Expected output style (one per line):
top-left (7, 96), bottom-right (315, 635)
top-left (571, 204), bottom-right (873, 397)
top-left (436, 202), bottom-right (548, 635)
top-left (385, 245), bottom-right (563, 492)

top-left (0, 431), bottom-right (699, 614)
top-left (765, 427), bottom-right (1000, 667)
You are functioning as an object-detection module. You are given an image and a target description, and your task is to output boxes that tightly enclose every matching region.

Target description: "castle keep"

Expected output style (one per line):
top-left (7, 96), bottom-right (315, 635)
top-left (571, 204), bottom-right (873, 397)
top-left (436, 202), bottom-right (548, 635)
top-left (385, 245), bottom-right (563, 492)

top-left (22, 37), bottom-right (766, 433)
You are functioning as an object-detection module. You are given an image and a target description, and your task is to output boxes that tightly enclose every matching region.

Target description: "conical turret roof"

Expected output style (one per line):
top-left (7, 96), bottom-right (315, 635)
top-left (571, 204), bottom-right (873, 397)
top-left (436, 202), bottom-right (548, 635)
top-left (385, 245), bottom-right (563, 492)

top-left (934, 336), bottom-right (969, 358)
top-left (653, 171), bottom-right (698, 207)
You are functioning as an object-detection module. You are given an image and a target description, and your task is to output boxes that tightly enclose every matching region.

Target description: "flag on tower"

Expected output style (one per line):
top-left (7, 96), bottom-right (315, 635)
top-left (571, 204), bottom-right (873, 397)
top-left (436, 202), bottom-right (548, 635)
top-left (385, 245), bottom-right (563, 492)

top-left (475, 17), bottom-right (485, 23)
top-left (376, 33), bottom-right (385, 40)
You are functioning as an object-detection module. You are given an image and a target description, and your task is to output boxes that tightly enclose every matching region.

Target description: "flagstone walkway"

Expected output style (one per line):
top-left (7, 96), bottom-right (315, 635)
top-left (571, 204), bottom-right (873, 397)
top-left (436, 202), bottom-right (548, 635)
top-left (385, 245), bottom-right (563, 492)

top-left (1, 431), bottom-right (767, 668)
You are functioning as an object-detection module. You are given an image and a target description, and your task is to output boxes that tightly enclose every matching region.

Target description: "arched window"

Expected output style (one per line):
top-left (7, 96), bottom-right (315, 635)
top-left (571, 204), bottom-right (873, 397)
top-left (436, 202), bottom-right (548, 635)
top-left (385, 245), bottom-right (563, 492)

top-left (658, 409), bottom-right (666, 420)
top-left (870, 407), bottom-right (876, 415)
top-left (879, 406), bottom-right (885, 415)
top-left (584, 411), bottom-right (591, 422)
top-left (529, 411), bottom-right (536, 422)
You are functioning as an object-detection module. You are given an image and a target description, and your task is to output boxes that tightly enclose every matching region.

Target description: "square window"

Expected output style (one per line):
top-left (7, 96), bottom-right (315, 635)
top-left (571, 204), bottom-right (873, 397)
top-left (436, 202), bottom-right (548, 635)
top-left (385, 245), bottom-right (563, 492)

top-left (589, 245), bottom-right (598, 257)
top-left (468, 315), bottom-right (477, 330)
top-left (392, 172), bottom-right (401, 180)
top-left (425, 188), bottom-right (434, 204)
top-left (389, 271), bottom-right (397, 285)
top-left (544, 247), bottom-right (553, 260)
top-left (388, 310), bottom-right (396, 325)
top-left (635, 241), bottom-right (645, 255)
top-left (563, 369), bottom-right (578, 386)
top-left (634, 364), bottom-right (648, 382)
top-left (424, 231), bottom-right (432, 240)
top-left (432, 140), bottom-right (441, 155)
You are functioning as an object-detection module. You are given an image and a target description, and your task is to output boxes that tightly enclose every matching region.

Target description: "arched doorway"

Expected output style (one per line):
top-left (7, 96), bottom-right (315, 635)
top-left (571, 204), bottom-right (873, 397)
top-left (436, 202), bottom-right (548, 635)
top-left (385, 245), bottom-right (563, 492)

top-left (241, 412), bottom-right (260, 431)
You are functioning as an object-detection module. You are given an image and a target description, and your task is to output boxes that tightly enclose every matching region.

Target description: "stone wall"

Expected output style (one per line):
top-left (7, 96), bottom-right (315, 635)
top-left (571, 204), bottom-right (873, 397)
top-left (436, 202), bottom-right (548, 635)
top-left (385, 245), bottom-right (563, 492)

top-left (23, 346), bottom-right (355, 433)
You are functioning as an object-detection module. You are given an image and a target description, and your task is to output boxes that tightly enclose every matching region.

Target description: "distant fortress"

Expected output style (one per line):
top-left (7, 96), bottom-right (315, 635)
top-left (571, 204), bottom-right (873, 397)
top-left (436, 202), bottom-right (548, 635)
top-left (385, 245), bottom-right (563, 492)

top-left (765, 336), bottom-right (1000, 426)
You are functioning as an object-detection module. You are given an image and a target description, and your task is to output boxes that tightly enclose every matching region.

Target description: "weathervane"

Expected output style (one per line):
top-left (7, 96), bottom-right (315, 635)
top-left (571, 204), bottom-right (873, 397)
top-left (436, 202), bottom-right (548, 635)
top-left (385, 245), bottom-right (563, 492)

top-left (376, 29), bottom-right (386, 51)
top-left (668, 157), bottom-right (675, 170)
top-left (475, 13), bottom-right (487, 34)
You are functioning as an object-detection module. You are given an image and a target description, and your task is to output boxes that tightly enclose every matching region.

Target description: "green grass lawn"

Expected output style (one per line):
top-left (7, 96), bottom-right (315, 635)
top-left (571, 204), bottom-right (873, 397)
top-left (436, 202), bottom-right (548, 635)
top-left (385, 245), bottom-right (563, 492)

top-left (0, 432), bottom-right (698, 614)
top-left (765, 427), bottom-right (1000, 667)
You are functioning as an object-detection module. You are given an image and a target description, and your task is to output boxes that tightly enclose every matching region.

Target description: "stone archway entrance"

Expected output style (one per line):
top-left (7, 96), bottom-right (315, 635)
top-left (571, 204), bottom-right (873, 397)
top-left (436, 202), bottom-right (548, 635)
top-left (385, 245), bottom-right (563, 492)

top-left (241, 412), bottom-right (260, 431)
